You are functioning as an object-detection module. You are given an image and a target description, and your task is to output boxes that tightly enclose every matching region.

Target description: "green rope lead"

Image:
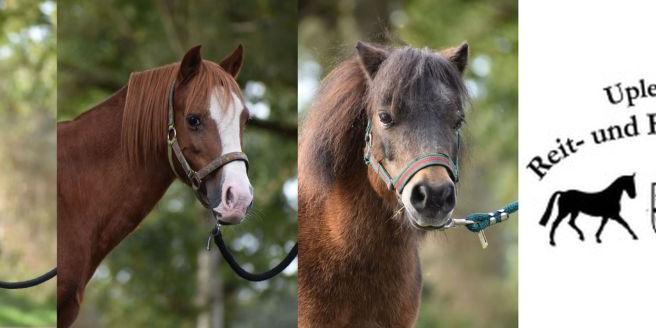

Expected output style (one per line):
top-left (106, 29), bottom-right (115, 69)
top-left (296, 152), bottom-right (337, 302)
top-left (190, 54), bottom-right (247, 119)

top-left (465, 201), bottom-right (519, 233)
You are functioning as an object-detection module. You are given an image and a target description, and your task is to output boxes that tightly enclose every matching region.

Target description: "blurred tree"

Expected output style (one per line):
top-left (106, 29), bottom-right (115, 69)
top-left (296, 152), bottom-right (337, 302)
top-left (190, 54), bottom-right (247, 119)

top-left (58, 1), bottom-right (297, 327)
top-left (299, 0), bottom-right (517, 327)
top-left (0, 0), bottom-right (57, 326)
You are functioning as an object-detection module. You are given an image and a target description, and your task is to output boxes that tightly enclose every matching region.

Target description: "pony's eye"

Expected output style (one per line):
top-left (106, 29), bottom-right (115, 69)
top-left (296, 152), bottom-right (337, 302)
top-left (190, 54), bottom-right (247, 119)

top-left (378, 112), bottom-right (393, 126)
top-left (454, 118), bottom-right (464, 130)
top-left (186, 115), bottom-right (201, 128)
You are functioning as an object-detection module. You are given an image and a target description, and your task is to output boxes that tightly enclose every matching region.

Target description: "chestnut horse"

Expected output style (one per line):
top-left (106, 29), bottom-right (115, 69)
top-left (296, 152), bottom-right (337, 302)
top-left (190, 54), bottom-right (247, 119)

top-left (57, 45), bottom-right (252, 326)
top-left (298, 41), bottom-right (469, 327)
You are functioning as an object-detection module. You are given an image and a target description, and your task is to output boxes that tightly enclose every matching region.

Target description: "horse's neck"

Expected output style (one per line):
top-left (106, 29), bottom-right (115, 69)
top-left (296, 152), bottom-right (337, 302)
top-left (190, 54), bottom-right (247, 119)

top-left (607, 178), bottom-right (626, 198)
top-left (58, 87), bottom-right (174, 261)
top-left (307, 169), bottom-right (419, 262)
top-left (299, 170), bottom-right (421, 323)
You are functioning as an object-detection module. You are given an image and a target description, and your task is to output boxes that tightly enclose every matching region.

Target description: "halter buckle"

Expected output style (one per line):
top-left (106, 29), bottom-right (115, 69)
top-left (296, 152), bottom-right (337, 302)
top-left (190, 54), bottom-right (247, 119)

top-left (190, 174), bottom-right (202, 190)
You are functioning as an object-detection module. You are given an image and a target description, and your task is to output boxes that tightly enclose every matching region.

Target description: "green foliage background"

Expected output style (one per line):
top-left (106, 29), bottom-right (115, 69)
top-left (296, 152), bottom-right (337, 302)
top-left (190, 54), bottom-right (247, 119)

top-left (0, 0), bottom-right (56, 326)
top-left (0, 0), bottom-right (515, 326)
top-left (58, 1), bottom-right (297, 327)
top-left (299, 0), bottom-right (518, 327)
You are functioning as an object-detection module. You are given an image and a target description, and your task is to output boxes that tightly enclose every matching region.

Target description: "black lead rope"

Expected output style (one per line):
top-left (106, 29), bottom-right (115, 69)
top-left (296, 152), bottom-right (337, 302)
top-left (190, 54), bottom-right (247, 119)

top-left (0, 267), bottom-right (56, 289)
top-left (210, 225), bottom-right (297, 282)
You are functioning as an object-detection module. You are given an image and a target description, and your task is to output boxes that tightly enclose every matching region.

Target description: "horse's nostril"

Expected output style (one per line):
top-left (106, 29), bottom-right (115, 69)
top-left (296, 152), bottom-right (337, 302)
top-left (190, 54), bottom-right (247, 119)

top-left (225, 186), bottom-right (234, 206)
top-left (410, 182), bottom-right (455, 215)
top-left (441, 184), bottom-right (456, 213)
top-left (410, 184), bottom-right (429, 210)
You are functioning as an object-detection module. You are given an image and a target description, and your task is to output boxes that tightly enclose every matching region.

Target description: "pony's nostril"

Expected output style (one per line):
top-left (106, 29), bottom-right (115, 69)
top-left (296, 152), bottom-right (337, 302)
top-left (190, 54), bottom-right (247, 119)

top-left (410, 184), bottom-right (429, 210)
top-left (410, 182), bottom-right (456, 215)
top-left (441, 184), bottom-right (456, 213)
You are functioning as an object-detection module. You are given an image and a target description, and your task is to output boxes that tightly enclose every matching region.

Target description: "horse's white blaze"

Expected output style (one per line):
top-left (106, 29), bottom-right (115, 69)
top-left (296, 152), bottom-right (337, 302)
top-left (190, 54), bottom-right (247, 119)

top-left (209, 90), bottom-right (252, 216)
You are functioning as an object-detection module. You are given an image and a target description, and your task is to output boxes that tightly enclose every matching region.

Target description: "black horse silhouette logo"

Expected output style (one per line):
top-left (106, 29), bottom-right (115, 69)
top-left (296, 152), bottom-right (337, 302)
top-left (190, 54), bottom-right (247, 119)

top-left (540, 174), bottom-right (637, 246)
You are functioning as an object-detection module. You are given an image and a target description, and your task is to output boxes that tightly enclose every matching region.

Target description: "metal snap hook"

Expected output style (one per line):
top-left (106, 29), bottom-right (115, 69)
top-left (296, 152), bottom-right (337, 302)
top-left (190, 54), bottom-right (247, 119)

top-left (206, 213), bottom-right (222, 251)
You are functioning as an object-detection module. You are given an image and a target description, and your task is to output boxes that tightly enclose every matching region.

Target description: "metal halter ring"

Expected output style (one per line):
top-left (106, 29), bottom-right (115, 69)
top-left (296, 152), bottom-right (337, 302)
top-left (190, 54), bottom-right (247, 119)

top-left (167, 126), bottom-right (177, 145)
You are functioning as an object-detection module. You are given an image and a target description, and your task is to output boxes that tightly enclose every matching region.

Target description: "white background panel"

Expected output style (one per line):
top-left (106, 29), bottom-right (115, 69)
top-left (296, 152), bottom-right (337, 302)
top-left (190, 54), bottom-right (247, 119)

top-left (519, 1), bottom-right (656, 327)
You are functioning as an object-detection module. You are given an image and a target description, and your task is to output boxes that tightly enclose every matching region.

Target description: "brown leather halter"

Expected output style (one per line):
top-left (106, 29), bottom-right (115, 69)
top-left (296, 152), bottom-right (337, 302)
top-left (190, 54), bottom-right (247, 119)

top-left (166, 80), bottom-right (249, 208)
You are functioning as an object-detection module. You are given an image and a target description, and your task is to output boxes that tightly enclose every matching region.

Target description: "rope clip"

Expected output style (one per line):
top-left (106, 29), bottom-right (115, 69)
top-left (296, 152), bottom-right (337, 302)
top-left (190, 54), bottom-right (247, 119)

top-left (206, 220), bottom-right (222, 251)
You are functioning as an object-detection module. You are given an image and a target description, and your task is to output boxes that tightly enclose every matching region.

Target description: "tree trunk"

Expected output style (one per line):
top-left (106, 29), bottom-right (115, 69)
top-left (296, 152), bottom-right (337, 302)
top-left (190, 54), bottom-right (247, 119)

top-left (196, 249), bottom-right (224, 328)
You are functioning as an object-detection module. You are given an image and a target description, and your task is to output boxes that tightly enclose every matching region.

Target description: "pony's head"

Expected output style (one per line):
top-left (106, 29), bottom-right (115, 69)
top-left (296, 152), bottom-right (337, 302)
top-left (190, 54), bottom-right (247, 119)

top-left (123, 45), bottom-right (252, 224)
top-left (356, 41), bottom-right (469, 229)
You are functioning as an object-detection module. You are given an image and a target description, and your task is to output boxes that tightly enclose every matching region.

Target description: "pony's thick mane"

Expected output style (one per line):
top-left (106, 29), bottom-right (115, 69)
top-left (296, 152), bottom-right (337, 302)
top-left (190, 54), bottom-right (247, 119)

top-left (121, 60), bottom-right (243, 165)
top-left (299, 57), bottom-right (369, 191)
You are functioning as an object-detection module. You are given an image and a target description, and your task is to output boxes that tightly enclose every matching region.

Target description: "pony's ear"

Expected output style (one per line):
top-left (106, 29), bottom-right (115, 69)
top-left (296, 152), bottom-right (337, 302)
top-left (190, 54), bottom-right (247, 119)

top-left (355, 41), bottom-right (389, 80)
top-left (178, 45), bottom-right (203, 84)
top-left (441, 42), bottom-right (469, 74)
top-left (219, 44), bottom-right (244, 78)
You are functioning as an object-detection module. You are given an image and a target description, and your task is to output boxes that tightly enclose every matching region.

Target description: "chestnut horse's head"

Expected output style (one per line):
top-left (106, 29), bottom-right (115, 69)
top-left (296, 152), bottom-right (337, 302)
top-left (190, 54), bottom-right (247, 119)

top-left (171, 45), bottom-right (253, 224)
top-left (356, 41), bottom-right (469, 229)
top-left (123, 45), bottom-right (252, 224)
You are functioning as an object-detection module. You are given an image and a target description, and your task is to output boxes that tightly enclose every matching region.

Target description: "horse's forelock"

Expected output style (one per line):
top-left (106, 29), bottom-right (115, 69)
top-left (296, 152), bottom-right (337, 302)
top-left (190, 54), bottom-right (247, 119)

top-left (121, 60), bottom-right (242, 166)
top-left (369, 47), bottom-right (469, 113)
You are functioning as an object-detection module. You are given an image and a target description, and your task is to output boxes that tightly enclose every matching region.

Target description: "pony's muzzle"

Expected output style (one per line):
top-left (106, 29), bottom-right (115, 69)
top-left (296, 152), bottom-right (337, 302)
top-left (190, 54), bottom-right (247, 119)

top-left (410, 181), bottom-right (455, 216)
top-left (401, 167), bottom-right (456, 228)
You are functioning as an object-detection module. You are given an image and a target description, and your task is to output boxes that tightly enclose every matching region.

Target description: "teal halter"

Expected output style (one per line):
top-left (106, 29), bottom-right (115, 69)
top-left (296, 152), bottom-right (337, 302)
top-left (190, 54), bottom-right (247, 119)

top-left (363, 120), bottom-right (460, 194)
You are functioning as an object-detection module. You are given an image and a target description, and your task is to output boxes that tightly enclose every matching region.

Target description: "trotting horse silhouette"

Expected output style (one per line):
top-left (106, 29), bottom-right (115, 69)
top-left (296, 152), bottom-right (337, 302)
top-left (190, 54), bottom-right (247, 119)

top-left (540, 174), bottom-right (637, 246)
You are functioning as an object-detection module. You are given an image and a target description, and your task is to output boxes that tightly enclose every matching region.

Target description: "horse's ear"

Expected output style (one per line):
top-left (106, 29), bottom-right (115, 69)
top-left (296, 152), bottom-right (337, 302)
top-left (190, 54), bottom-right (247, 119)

top-left (441, 42), bottom-right (468, 74)
top-left (178, 45), bottom-right (203, 84)
top-left (219, 44), bottom-right (244, 78)
top-left (355, 41), bottom-right (389, 80)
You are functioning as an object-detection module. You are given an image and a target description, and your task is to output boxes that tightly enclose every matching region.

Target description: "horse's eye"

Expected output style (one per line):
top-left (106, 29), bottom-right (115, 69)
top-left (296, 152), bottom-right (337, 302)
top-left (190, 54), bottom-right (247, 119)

top-left (454, 118), bottom-right (464, 130)
top-left (186, 115), bottom-right (201, 128)
top-left (378, 112), bottom-right (393, 126)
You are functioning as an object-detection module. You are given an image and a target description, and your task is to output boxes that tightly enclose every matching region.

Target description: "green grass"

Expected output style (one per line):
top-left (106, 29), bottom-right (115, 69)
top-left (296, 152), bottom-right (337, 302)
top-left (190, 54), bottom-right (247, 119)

top-left (0, 292), bottom-right (56, 327)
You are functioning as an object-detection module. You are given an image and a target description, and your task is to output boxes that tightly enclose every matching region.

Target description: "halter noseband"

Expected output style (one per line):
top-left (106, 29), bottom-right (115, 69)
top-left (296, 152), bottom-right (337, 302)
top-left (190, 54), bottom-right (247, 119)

top-left (363, 120), bottom-right (459, 194)
top-left (166, 80), bottom-right (249, 208)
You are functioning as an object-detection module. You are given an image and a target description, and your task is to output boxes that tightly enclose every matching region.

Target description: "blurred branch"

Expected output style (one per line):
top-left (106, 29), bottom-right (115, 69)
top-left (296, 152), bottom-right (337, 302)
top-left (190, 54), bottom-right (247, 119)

top-left (249, 118), bottom-right (297, 140)
top-left (154, 0), bottom-right (184, 54)
top-left (60, 63), bottom-right (123, 91)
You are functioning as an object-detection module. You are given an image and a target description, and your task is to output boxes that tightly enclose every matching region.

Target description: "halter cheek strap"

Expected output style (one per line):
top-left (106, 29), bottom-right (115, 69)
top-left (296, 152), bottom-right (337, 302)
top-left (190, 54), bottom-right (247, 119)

top-left (166, 80), bottom-right (249, 207)
top-left (363, 120), bottom-right (459, 195)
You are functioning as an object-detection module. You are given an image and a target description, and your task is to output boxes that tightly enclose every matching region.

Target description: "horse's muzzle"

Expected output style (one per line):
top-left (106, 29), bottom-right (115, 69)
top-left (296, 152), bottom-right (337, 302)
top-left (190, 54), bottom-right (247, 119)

top-left (402, 179), bottom-right (456, 229)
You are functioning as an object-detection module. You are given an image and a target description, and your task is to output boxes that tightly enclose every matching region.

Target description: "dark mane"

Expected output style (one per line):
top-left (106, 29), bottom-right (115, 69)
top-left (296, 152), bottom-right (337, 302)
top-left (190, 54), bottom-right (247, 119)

top-left (299, 57), bottom-right (368, 191)
top-left (121, 60), bottom-right (243, 165)
top-left (299, 45), bottom-right (468, 194)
